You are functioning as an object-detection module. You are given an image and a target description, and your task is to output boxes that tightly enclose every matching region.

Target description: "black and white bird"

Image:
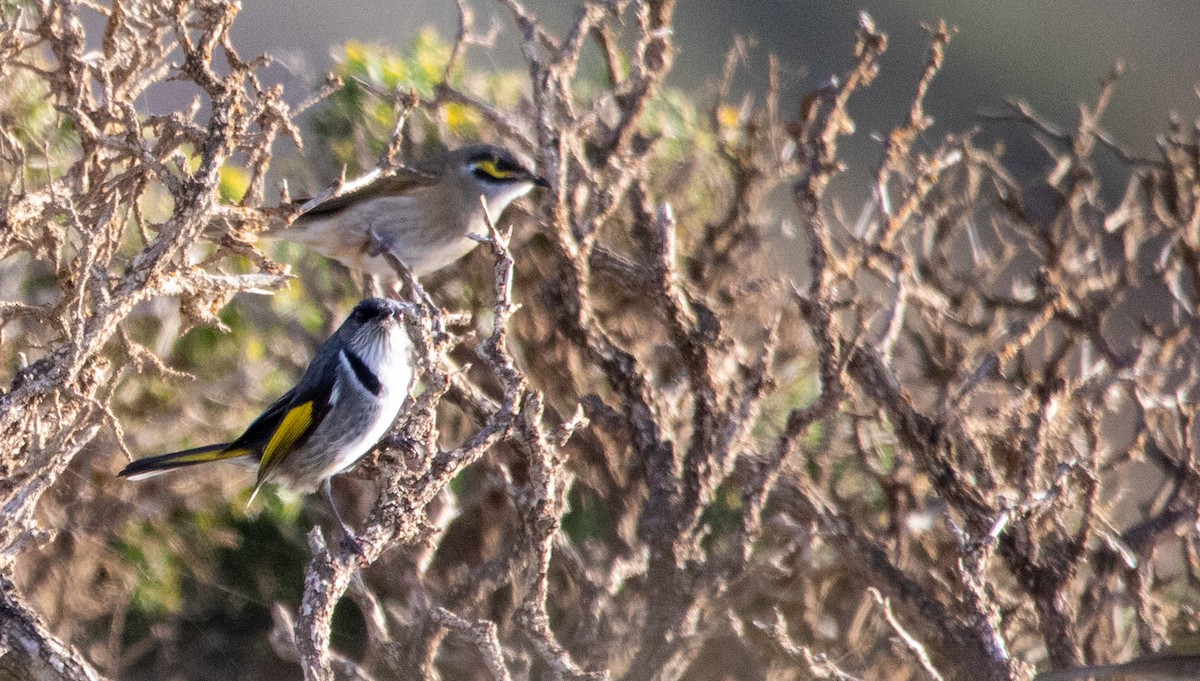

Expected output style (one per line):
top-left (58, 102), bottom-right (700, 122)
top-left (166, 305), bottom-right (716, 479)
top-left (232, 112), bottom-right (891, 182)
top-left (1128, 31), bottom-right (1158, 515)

top-left (119, 298), bottom-right (415, 541)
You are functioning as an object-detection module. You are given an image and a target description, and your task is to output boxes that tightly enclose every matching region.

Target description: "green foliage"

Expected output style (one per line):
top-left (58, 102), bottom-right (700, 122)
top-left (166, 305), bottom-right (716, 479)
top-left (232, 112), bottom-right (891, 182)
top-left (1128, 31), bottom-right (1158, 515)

top-left (311, 28), bottom-right (527, 175)
top-left (313, 30), bottom-right (454, 171)
top-left (110, 491), bottom-right (317, 676)
top-left (219, 164), bottom-right (251, 203)
top-left (698, 482), bottom-right (744, 550)
top-left (753, 363), bottom-right (820, 442)
top-left (114, 491), bottom-right (306, 620)
top-left (642, 87), bottom-right (718, 163)
top-left (172, 304), bottom-right (259, 378)
top-left (562, 485), bottom-right (618, 542)
top-left (0, 69), bottom-right (77, 187)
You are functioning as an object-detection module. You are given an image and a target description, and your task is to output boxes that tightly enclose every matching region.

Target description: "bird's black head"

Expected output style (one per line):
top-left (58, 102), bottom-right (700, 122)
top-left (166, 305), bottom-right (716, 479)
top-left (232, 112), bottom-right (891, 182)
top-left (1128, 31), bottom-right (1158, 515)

top-left (350, 297), bottom-right (403, 325)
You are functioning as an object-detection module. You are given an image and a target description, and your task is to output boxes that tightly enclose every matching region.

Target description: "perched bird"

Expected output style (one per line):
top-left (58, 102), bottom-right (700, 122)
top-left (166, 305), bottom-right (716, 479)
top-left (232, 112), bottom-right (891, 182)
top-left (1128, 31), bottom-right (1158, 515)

top-left (119, 298), bottom-right (415, 542)
top-left (273, 143), bottom-right (549, 284)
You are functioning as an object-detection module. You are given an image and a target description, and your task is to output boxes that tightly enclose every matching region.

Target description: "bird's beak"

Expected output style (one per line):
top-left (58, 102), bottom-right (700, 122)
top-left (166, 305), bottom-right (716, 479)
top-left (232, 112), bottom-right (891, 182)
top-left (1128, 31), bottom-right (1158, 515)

top-left (383, 300), bottom-right (410, 320)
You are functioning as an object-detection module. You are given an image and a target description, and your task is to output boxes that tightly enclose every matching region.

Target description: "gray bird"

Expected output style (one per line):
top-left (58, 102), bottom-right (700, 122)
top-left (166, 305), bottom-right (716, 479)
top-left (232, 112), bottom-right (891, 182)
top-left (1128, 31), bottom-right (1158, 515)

top-left (273, 143), bottom-right (549, 284)
top-left (119, 297), bottom-right (415, 541)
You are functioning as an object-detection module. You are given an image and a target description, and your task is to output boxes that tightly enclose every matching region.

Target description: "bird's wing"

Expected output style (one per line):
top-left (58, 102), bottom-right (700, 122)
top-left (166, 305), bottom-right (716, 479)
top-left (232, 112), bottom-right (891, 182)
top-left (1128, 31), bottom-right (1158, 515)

top-left (291, 166), bottom-right (440, 221)
top-left (232, 367), bottom-right (335, 502)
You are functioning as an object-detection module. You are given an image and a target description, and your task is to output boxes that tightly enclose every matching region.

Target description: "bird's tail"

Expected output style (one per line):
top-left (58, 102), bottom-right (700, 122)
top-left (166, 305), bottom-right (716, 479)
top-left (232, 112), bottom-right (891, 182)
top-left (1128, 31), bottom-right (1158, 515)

top-left (118, 444), bottom-right (250, 480)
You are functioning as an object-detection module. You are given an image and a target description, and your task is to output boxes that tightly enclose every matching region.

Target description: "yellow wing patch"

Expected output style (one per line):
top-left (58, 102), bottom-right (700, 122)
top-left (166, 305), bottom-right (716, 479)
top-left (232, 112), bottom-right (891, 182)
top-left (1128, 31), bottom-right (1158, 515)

top-left (248, 401), bottom-right (314, 507)
top-left (474, 159), bottom-right (514, 180)
top-left (257, 401), bottom-right (313, 484)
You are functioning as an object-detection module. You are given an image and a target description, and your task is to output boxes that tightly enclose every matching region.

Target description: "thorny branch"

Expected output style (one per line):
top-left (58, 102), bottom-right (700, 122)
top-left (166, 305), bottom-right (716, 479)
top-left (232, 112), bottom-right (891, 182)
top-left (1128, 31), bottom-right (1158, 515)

top-left (1, 1), bottom-right (293, 677)
top-left (4, 2), bottom-right (1200, 681)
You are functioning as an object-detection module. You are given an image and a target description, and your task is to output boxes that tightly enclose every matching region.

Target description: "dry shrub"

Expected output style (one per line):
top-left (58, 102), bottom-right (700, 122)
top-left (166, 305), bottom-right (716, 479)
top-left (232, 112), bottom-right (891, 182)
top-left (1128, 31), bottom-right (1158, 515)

top-left (2, 2), bottom-right (1200, 681)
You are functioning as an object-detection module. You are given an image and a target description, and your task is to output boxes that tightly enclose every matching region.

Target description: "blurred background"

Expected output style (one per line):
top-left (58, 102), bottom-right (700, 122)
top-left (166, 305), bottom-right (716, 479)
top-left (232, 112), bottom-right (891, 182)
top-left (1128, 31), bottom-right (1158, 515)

top-left (225, 0), bottom-right (1200, 200)
top-left (13, 1), bottom-right (1200, 678)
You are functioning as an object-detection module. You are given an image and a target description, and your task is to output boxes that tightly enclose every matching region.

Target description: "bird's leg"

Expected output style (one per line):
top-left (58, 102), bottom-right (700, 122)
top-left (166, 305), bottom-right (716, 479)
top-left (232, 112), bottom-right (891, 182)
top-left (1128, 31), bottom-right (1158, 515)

top-left (323, 478), bottom-right (366, 558)
top-left (366, 227), bottom-right (443, 334)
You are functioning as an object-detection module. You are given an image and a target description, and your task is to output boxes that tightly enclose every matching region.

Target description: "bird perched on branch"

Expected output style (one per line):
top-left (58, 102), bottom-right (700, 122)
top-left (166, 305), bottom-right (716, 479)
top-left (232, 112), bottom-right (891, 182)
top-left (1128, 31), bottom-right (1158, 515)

top-left (270, 143), bottom-right (549, 286)
top-left (119, 297), bottom-right (415, 545)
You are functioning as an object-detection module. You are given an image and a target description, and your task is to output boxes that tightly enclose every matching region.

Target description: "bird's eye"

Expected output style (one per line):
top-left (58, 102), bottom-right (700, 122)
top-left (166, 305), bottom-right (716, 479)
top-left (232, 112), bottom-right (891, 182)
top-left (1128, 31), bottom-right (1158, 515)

top-left (496, 159), bottom-right (522, 174)
top-left (353, 302), bottom-right (385, 323)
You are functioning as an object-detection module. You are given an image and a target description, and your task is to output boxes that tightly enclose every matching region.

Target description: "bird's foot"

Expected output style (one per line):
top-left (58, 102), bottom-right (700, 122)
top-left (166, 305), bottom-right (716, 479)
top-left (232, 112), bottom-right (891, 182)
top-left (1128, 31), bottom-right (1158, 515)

top-left (338, 529), bottom-right (368, 561)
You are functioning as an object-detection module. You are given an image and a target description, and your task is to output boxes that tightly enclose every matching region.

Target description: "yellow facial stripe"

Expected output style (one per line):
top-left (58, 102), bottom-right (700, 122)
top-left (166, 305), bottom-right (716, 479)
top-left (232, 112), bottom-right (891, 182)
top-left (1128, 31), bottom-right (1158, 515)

top-left (475, 159), bottom-right (515, 180)
top-left (259, 401), bottom-right (313, 477)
